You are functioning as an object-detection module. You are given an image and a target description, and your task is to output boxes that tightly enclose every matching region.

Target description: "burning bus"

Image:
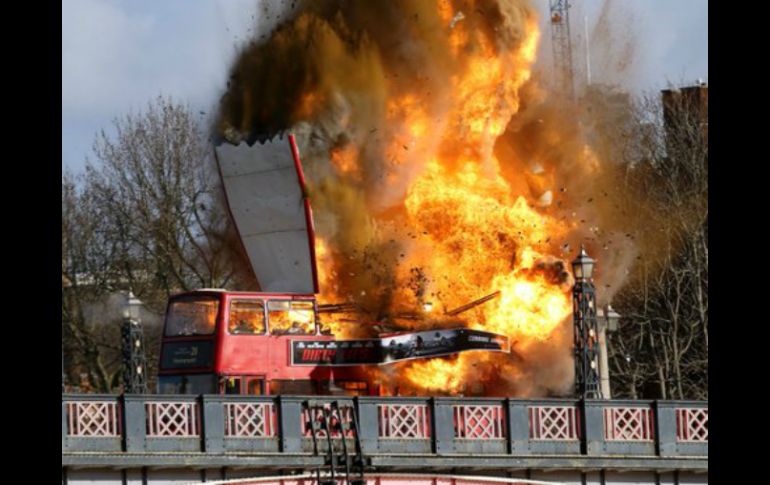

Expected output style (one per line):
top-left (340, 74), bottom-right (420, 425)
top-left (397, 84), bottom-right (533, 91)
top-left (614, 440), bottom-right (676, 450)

top-left (158, 135), bottom-right (510, 396)
top-left (158, 289), bottom-right (374, 395)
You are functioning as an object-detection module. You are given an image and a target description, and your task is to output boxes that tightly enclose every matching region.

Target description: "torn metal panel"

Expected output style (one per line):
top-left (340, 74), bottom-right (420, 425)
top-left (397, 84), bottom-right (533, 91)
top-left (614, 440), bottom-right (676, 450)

top-left (215, 134), bottom-right (318, 294)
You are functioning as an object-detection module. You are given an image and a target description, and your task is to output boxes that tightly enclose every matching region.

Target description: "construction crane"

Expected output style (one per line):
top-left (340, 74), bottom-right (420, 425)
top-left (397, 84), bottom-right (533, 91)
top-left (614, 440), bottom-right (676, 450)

top-left (549, 0), bottom-right (575, 100)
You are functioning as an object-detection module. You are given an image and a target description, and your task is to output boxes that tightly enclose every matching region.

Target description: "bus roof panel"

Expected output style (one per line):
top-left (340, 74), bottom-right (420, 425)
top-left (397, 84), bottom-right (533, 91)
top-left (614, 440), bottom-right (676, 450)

top-left (215, 135), bottom-right (318, 294)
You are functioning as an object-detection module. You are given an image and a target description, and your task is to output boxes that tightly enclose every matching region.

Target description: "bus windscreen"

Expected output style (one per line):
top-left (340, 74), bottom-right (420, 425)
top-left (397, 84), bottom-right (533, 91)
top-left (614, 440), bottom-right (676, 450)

top-left (165, 296), bottom-right (219, 336)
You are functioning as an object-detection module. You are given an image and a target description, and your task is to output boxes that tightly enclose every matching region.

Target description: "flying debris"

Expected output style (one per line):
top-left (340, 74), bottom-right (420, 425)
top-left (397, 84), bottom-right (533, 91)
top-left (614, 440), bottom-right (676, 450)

top-left (449, 11), bottom-right (465, 29)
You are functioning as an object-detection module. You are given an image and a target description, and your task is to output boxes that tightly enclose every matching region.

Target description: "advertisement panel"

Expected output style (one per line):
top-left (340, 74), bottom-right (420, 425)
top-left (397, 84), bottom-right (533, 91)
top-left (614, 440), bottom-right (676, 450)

top-left (291, 329), bottom-right (509, 366)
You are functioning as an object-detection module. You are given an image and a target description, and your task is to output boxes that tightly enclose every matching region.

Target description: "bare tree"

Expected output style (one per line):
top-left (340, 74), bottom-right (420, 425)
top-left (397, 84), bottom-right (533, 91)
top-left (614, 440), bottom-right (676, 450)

top-left (62, 171), bottom-right (121, 391)
top-left (609, 87), bottom-right (708, 400)
top-left (85, 96), bottom-right (243, 307)
top-left (62, 96), bottom-right (256, 392)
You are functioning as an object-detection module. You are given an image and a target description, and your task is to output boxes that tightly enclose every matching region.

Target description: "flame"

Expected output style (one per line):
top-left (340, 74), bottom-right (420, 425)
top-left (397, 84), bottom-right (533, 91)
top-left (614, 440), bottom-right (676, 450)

top-left (391, 6), bottom-right (569, 393)
top-left (482, 272), bottom-right (572, 343)
top-left (224, 0), bottom-right (599, 396)
top-left (401, 354), bottom-right (468, 394)
top-left (309, 2), bottom-right (570, 395)
top-left (397, 155), bottom-right (572, 391)
top-left (314, 237), bottom-right (335, 303)
top-left (330, 144), bottom-right (361, 180)
top-left (296, 91), bottom-right (323, 120)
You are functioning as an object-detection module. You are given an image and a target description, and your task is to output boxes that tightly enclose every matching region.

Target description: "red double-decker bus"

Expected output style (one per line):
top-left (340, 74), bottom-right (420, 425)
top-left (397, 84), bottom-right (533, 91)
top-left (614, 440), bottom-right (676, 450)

top-left (155, 136), bottom-right (379, 396)
top-left (158, 289), bottom-right (374, 396)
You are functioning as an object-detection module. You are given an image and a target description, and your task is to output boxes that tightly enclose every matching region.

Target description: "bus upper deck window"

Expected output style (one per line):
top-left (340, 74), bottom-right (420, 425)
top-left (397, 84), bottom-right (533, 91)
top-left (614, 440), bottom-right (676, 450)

top-left (229, 300), bottom-right (266, 335)
top-left (268, 300), bottom-right (315, 335)
top-left (165, 296), bottom-right (219, 336)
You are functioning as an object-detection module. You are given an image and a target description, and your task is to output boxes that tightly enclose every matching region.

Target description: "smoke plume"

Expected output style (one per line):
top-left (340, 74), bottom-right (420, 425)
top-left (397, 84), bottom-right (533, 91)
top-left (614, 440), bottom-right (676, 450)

top-left (216, 0), bottom-right (640, 397)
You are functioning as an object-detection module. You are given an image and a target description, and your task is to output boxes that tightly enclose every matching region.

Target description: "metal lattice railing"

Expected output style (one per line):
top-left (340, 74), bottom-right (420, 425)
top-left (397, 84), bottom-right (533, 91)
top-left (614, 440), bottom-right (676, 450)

top-left (67, 401), bottom-right (120, 437)
top-left (676, 407), bottom-right (708, 442)
top-left (454, 405), bottom-right (506, 439)
top-left (146, 402), bottom-right (199, 437)
top-left (378, 404), bottom-right (430, 439)
top-left (603, 407), bottom-right (654, 442)
top-left (62, 395), bottom-right (709, 459)
top-left (224, 403), bottom-right (276, 438)
top-left (528, 406), bottom-right (580, 440)
top-left (301, 404), bottom-right (355, 439)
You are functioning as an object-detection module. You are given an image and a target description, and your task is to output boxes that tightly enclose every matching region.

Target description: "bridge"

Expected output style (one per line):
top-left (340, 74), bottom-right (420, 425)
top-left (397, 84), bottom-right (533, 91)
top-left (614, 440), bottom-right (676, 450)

top-left (62, 394), bottom-right (707, 485)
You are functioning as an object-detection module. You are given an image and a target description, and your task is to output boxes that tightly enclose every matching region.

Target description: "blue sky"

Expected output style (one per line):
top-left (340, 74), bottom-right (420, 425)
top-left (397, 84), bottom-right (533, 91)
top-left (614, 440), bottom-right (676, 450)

top-left (62, 0), bottom-right (707, 172)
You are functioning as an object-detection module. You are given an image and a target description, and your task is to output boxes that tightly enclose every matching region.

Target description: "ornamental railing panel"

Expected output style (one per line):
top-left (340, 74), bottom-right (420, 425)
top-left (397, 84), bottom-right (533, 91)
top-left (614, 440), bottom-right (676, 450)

top-left (67, 401), bottom-right (120, 437)
top-left (146, 402), bottom-right (199, 437)
top-left (454, 404), bottom-right (506, 439)
top-left (378, 404), bottom-right (430, 439)
top-left (603, 406), bottom-right (654, 442)
top-left (528, 405), bottom-right (580, 441)
top-left (224, 402), bottom-right (276, 438)
top-left (676, 407), bottom-right (708, 442)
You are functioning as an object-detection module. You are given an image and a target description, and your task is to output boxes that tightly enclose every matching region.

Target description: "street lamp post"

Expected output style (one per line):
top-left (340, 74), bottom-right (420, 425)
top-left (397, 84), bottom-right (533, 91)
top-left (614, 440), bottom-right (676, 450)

top-left (121, 292), bottom-right (148, 394)
top-left (572, 245), bottom-right (602, 399)
top-left (597, 304), bottom-right (621, 398)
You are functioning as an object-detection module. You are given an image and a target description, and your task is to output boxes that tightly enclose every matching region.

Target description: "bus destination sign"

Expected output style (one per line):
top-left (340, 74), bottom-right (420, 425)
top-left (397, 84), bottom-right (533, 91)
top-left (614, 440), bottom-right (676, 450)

top-left (160, 341), bottom-right (214, 369)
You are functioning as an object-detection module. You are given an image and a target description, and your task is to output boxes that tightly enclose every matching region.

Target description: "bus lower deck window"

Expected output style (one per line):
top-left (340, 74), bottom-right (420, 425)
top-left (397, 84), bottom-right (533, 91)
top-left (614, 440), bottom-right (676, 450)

top-left (246, 378), bottom-right (264, 395)
top-left (320, 380), bottom-right (368, 396)
top-left (224, 377), bottom-right (241, 394)
top-left (158, 375), bottom-right (217, 394)
top-left (269, 379), bottom-right (315, 395)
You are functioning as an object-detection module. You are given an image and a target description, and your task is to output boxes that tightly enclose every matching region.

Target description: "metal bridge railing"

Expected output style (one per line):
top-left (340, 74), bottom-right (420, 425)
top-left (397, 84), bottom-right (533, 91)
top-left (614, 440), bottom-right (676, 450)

top-left (225, 402), bottom-right (277, 438)
top-left (62, 394), bottom-right (707, 458)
